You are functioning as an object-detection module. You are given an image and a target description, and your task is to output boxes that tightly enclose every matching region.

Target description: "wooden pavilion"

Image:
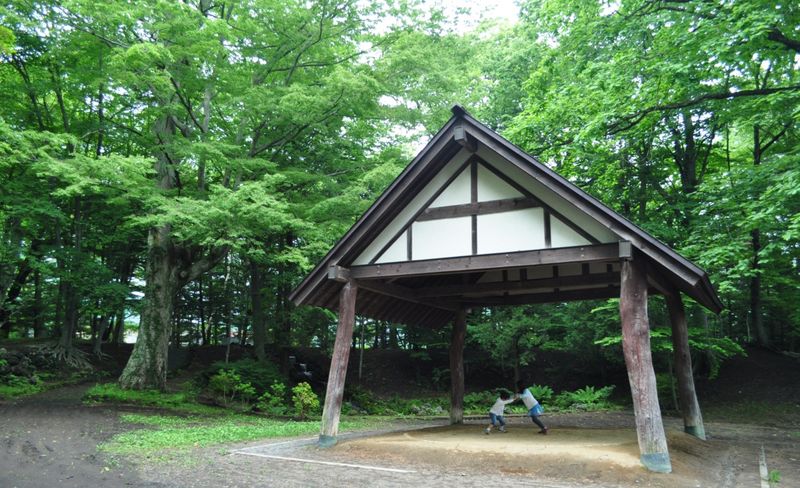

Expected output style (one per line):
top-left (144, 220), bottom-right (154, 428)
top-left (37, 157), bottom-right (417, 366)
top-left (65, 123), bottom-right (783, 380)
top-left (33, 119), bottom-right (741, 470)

top-left (289, 106), bottom-right (722, 473)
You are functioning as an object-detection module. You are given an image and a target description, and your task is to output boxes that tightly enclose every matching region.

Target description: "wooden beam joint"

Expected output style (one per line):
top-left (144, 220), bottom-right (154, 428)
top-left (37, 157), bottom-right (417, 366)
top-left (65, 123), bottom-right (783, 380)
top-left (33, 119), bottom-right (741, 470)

top-left (454, 125), bottom-right (477, 153)
top-left (327, 265), bottom-right (351, 283)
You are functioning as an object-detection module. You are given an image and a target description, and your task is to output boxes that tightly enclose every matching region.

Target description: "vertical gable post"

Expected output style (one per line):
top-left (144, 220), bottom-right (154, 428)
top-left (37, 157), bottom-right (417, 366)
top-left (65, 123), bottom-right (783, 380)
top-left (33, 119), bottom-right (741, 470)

top-left (620, 257), bottom-right (672, 473)
top-left (319, 280), bottom-right (358, 447)
top-left (449, 308), bottom-right (467, 424)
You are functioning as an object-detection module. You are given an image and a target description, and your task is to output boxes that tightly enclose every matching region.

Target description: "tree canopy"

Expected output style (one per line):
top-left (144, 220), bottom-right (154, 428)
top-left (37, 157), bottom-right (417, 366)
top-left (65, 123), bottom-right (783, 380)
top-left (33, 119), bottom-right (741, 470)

top-left (1, 0), bottom-right (797, 389)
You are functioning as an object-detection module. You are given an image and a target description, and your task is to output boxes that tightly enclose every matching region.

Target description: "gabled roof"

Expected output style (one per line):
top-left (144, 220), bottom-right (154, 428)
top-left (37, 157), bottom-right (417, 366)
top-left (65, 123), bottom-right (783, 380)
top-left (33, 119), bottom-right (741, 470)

top-left (290, 106), bottom-right (723, 325)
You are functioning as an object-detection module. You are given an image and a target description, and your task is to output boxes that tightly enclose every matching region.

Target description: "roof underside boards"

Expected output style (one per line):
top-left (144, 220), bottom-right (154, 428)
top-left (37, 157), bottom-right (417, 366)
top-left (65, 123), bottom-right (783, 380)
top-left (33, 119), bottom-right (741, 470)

top-left (289, 106), bottom-right (723, 326)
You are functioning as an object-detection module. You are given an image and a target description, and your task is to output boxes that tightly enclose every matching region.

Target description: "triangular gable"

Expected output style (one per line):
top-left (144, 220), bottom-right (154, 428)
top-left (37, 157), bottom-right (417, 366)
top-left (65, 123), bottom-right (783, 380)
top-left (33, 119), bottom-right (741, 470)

top-left (289, 106), bottom-right (723, 315)
top-left (353, 156), bottom-right (613, 265)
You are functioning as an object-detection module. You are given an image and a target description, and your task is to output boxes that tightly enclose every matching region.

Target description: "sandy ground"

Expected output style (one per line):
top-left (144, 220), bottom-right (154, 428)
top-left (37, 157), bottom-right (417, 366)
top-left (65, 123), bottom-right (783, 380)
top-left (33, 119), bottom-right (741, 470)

top-left (2, 386), bottom-right (798, 488)
top-left (139, 412), bottom-right (799, 488)
top-left (0, 385), bottom-right (164, 488)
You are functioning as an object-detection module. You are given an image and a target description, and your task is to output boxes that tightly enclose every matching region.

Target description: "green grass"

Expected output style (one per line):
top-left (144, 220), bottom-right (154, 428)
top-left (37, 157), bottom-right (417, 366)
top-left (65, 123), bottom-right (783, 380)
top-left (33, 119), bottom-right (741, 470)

top-left (0, 381), bottom-right (44, 399)
top-left (704, 400), bottom-right (800, 426)
top-left (84, 383), bottom-right (224, 415)
top-left (102, 412), bottom-right (385, 455)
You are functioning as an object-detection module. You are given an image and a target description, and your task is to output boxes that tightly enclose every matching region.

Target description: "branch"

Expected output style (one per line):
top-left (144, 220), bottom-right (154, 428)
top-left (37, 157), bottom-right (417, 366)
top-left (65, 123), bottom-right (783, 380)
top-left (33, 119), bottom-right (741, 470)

top-left (760, 120), bottom-right (794, 156)
top-left (767, 28), bottom-right (800, 54)
top-left (609, 84), bottom-right (800, 133)
top-left (169, 77), bottom-right (205, 133)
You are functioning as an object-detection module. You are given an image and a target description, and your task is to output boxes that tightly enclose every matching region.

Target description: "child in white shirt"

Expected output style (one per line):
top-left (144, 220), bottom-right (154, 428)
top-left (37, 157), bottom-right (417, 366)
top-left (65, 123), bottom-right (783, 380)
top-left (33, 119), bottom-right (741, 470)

top-left (485, 389), bottom-right (516, 434)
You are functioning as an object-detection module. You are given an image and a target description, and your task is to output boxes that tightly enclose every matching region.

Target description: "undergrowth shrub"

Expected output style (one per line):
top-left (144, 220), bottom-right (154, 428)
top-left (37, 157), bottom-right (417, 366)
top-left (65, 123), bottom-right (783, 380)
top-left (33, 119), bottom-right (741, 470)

top-left (208, 369), bottom-right (257, 409)
top-left (463, 390), bottom-right (498, 413)
top-left (204, 359), bottom-right (284, 393)
top-left (256, 382), bottom-right (290, 416)
top-left (555, 385), bottom-right (615, 411)
top-left (526, 384), bottom-right (554, 403)
top-left (291, 382), bottom-right (320, 419)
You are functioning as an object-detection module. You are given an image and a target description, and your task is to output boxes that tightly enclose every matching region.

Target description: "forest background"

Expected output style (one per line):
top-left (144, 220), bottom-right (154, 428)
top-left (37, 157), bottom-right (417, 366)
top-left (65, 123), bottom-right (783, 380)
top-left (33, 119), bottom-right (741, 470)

top-left (0, 0), bottom-right (798, 392)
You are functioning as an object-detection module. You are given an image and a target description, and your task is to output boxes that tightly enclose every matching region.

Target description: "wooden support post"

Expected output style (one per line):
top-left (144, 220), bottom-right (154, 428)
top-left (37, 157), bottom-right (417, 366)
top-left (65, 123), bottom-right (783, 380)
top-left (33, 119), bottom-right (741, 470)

top-left (620, 259), bottom-right (672, 473)
top-left (319, 281), bottom-right (358, 447)
top-left (449, 309), bottom-right (467, 424)
top-left (666, 290), bottom-right (706, 440)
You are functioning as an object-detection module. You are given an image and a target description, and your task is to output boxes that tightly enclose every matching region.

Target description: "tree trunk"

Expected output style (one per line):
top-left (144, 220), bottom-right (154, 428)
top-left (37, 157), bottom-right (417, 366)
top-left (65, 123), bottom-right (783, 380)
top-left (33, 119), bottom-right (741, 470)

top-left (118, 225), bottom-right (176, 390)
top-left (449, 309), bottom-right (467, 424)
top-left (751, 125), bottom-right (768, 347)
top-left (32, 268), bottom-right (43, 338)
top-left (118, 114), bottom-right (227, 389)
top-left (620, 258), bottom-right (671, 473)
top-left (249, 259), bottom-right (267, 362)
top-left (58, 197), bottom-right (82, 351)
top-left (93, 315), bottom-right (111, 356)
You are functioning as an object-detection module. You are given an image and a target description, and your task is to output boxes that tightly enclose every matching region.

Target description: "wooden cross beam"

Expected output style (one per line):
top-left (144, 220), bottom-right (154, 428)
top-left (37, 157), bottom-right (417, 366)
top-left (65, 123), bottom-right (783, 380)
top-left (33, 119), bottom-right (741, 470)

top-left (350, 243), bottom-right (624, 280)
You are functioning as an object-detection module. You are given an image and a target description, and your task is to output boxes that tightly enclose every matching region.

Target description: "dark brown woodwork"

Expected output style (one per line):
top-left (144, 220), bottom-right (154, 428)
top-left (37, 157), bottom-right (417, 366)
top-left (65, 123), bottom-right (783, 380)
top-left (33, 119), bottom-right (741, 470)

top-left (620, 259), bottom-right (671, 473)
top-left (351, 243), bottom-right (621, 280)
top-left (415, 271), bottom-right (620, 297)
top-left (666, 290), bottom-right (706, 440)
top-left (327, 265), bottom-right (350, 283)
top-left (465, 286), bottom-right (620, 306)
top-left (355, 279), bottom-right (459, 312)
top-left (320, 281), bottom-right (358, 447)
top-left (544, 210), bottom-right (552, 247)
top-left (454, 125), bottom-right (477, 152)
top-left (450, 309), bottom-right (467, 424)
top-left (416, 197), bottom-right (541, 222)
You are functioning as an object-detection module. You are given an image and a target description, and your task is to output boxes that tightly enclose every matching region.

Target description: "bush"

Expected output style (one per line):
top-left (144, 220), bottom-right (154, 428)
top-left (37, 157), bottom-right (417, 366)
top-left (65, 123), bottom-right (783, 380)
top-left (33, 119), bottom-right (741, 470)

top-left (291, 382), bottom-right (320, 419)
top-left (204, 359), bottom-right (284, 394)
top-left (0, 374), bottom-right (42, 399)
top-left (208, 369), bottom-right (257, 409)
top-left (346, 385), bottom-right (390, 415)
top-left (256, 382), bottom-right (290, 416)
top-left (554, 385), bottom-right (616, 411)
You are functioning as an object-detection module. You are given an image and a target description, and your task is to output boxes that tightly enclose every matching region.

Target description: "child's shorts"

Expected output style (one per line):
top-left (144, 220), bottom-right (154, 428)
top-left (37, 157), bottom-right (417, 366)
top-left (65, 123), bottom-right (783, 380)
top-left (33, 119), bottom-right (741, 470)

top-left (489, 413), bottom-right (506, 425)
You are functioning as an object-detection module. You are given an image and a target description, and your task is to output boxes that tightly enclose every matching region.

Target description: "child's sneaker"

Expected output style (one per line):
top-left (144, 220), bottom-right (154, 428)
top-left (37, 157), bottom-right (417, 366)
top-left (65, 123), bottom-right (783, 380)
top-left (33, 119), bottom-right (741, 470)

top-left (484, 427), bottom-right (491, 435)
top-left (538, 428), bottom-right (548, 435)
top-left (499, 427), bottom-right (507, 433)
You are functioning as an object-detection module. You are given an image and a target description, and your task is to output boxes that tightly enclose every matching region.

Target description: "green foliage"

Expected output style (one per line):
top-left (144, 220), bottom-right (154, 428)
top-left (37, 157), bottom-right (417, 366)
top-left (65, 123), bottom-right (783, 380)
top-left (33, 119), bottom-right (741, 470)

top-left (0, 374), bottom-right (42, 399)
top-left (208, 369), bottom-right (257, 409)
top-left (554, 386), bottom-right (616, 411)
top-left (103, 413), bottom-right (383, 455)
top-left (346, 385), bottom-right (390, 415)
top-left (769, 469), bottom-right (781, 484)
top-left (255, 382), bottom-right (290, 416)
top-left (205, 359), bottom-right (284, 394)
top-left (84, 383), bottom-right (223, 416)
top-left (463, 390), bottom-right (497, 413)
top-left (527, 384), bottom-right (554, 403)
top-left (291, 382), bottom-right (320, 419)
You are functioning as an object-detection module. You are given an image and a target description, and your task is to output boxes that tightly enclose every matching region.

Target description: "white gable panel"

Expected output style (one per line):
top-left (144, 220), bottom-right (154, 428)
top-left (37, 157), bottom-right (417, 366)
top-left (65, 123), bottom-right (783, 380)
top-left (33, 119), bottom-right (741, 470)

top-left (477, 164), bottom-right (523, 201)
top-left (477, 208), bottom-right (545, 254)
top-left (430, 167), bottom-right (470, 207)
top-left (375, 231), bottom-right (407, 264)
top-left (476, 147), bottom-right (618, 243)
top-left (352, 148), bottom-right (472, 265)
top-left (412, 217), bottom-right (472, 260)
top-left (551, 216), bottom-right (591, 248)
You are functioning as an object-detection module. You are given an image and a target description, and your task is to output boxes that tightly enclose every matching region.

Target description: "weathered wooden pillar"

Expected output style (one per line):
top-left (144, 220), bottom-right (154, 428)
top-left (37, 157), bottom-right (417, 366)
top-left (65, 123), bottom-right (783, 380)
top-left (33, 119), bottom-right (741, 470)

top-left (620, 258), bottom-right (671, 473)
top-left (449, 309), bottom-right (467, 424)
top-left (666, 290), bottom-right (706, 440)
top-left (319, 281), bottom-right (358, 447)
